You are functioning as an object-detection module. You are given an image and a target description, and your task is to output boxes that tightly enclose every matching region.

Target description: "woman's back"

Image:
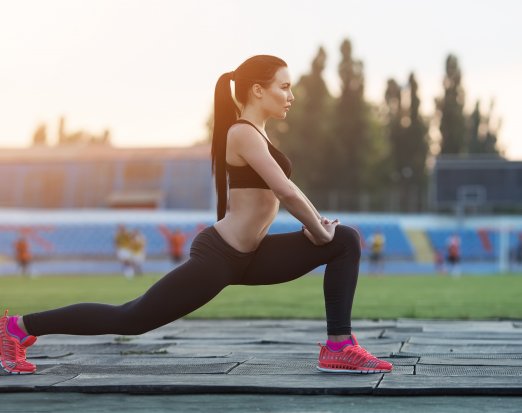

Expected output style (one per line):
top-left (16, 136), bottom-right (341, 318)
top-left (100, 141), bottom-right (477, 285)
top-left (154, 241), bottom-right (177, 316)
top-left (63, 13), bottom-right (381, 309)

top-left (213, 121), bottom-right (285, 252)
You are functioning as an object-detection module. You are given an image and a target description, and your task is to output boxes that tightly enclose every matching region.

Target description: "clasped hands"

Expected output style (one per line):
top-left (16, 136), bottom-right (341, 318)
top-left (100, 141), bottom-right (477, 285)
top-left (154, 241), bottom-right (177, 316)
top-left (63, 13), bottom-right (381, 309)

top-left (302, 216), bottom-right (340, 246)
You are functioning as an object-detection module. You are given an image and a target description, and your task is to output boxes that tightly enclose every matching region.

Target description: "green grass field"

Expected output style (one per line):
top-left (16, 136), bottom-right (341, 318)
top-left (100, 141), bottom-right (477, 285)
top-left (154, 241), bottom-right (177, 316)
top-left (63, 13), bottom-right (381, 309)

top-left (1, 273), bottom-right (521, 320)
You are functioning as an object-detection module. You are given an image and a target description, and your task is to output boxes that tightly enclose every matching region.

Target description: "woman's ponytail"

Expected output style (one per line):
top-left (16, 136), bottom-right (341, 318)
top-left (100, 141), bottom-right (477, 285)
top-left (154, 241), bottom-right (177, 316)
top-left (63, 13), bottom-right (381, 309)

top-left (211, 72), bottom-right (239, 220)
top-left (211, 55), bottom-right (287, 221)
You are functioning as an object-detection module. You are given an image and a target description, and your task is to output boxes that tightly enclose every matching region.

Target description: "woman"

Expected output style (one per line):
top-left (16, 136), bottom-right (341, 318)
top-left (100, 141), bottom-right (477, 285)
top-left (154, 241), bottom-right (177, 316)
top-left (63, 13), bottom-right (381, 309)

top-left (1, 55), bottom-right (392, 375)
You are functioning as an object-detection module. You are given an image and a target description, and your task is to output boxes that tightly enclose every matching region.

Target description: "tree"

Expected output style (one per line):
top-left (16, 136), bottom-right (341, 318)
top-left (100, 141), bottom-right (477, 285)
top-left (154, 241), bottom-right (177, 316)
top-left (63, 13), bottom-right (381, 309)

top-left (385, 78), bottom-right (403, 183)
top-left (360, 104), bottom-right (392, 210)
top-left (403, 73), bottom-right (429, 209)
top-left (32, 124), bottom-right (47, 146)
top-left (386, 73), bottom-right (429, 211)
top-left (273, 47), bottom-right (335, 193)
top-left (273, 40), bottom-right (390, 211)
top-left (332, 39), bottom-right (368, 201)
top-left (467, 100), bottom-right (501, 155)
top-left (437, 54), bottom-right (466, 155)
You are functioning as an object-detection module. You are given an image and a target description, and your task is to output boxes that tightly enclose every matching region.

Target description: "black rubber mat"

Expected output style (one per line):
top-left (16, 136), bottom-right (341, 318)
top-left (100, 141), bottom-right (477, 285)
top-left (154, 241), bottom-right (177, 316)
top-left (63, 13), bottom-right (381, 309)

top-left (228, 362), bottom-right (412, 375)
top-left (389, 365), bottom-right (414, 375)
top-left (228, 363), bottom-right (316, 375)
top-left (228, 364), bottom-right (404, 375)
top-left (25, 349), bottom-right (74, 359)
top-left (419, 357), bottom-right (522, 366)
top-left (243, 360), bottom-right (315, 368)
top-left (384, 327), bottom-right (424, 333)
top-left (401, 343), bottom-right (522, 354)
top-left (393, 351), bottom-right (522, 359)
top-left (416, 364), bottom-right (522, 376)
top-left (51, 373), bottom-right (381, 395)
top-left (376, 375), bottom-right (522, 396)
top-left (403, 332), bottom-right (522, 340)
top-left (32, 344), bottom-right (169, 355)
top-left (383, 357), bottom-right (419, 365)
top-left (407, 336), bottom-right (522, 344)
top-left (4, 319), bottom-right (522, 396)
top-left (245, 357), bottom-right (418, 367)
top-left (40, 362), bottom-right (238, 375)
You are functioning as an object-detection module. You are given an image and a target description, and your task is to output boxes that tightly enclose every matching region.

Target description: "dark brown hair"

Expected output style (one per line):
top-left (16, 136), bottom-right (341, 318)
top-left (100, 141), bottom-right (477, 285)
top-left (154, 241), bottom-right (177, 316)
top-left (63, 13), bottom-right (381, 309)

top-left (211, 55), bottom-right (287, 220)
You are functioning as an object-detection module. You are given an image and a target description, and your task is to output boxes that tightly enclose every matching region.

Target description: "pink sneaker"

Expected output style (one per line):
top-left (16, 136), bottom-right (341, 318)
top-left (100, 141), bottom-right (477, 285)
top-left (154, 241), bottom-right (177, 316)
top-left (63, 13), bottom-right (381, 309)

top-left (317, 333), bottom-right (393, 374)
top-left (0, 310), bottom-right (37, 374)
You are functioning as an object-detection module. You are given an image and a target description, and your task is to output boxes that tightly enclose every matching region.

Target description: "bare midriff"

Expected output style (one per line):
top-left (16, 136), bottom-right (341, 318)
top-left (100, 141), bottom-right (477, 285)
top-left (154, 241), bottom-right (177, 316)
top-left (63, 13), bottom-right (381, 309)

top-left (213, 188), bottom-right (279, 253)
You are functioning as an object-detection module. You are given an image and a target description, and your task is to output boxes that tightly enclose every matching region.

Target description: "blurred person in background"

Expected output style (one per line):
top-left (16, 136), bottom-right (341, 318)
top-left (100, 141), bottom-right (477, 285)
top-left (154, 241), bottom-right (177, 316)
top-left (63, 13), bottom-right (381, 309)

top-left (159, 225), bottom-right (206, 264)
top-left (159, 226), bottom-right (187, 264)
top-left (13, 236), bottom-right (31, 277)
top-left (367, 229), bottom-right (385, 275)
top-left (128, 229), bottom-right (146, 277)
top-left (1, 55), bottom-right (392, 376)
top-left (446, 233), bottom-right (461, 277)
top-left (114, 225), bottom-right (134, 278)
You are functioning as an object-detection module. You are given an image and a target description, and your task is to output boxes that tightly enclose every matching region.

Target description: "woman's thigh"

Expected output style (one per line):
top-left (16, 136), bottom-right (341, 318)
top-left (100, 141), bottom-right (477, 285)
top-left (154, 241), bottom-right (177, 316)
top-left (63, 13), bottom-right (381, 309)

top-left (240, 230), bottom-right (346, 285)
top-left (121, 254), bottom-right (240, 332)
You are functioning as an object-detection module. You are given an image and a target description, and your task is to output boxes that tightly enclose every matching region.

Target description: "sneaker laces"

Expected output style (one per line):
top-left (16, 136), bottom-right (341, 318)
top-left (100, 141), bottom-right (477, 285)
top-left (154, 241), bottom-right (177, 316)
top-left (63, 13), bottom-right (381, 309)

top-left (347, 345), bottom-right (372, 358)
top-left (347, 345), bottom-right (388, 368)
top-left (342, 345), bottom-right (380, 366)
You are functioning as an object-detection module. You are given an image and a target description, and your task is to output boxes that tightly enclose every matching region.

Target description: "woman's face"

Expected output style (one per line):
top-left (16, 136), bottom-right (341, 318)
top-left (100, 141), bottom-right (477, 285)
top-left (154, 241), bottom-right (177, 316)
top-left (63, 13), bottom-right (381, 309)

top-left (260, 66), bottom-right (294, 119)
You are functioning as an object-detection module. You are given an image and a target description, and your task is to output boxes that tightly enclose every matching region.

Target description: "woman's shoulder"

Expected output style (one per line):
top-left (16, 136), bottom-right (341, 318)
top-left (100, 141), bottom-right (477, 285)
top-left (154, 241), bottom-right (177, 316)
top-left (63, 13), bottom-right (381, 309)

top-left (228, 122), bottom-right (255, 135)
top-left (227, 123), bottom-right (266, 146)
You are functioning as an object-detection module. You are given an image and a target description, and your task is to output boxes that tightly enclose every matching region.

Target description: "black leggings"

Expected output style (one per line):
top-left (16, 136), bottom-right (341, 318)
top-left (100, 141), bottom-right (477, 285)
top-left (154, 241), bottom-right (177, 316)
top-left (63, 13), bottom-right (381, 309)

top-left (24, 225), bottom-right (361, 337)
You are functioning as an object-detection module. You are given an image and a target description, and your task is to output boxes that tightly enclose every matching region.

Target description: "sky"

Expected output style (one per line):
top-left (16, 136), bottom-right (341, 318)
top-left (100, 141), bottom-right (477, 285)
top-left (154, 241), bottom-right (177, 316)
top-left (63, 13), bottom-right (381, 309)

top-left (1, 0), bottom-right (521, 158)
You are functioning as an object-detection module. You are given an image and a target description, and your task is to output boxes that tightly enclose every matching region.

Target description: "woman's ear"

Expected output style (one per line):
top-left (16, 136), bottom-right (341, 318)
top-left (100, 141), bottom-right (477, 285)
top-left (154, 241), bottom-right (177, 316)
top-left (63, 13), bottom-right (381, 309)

top-left (251, 83), bottom-right (263, 99)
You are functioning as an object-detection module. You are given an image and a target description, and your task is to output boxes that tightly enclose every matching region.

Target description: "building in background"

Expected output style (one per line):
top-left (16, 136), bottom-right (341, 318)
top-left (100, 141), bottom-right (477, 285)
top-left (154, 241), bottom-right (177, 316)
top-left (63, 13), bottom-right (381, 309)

top-left (0, 145), bottom-right (213, 210)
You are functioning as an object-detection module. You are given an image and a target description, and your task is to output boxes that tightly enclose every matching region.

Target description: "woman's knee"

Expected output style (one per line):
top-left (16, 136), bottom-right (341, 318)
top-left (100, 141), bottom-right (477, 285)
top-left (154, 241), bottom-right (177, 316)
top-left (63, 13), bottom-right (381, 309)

top-left (333, 225), bottom-right (362, 259)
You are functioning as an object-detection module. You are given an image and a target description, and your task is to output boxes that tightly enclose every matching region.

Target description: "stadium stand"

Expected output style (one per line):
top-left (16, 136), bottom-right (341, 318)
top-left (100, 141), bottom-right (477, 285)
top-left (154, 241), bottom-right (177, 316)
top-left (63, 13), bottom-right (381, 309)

top-left (427, 228), bottom-right (522, 262)
top-left (356, 223), bottom-right (414, 259)
top-left (0, 215), bottom-right (413, 260)
top-left (0, 145), bottom-right (213, 210)
top-left (486, 230), bottom-right (522, 260)
top-left (425, 228), bottom-right (496, 261)
top-left (2, 211), bottom-right (522, 276)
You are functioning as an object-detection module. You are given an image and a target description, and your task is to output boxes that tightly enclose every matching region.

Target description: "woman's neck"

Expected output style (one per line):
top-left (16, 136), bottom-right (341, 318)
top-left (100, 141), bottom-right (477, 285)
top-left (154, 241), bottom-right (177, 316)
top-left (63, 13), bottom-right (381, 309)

top-left (239, 107), bottom-right (268, 132)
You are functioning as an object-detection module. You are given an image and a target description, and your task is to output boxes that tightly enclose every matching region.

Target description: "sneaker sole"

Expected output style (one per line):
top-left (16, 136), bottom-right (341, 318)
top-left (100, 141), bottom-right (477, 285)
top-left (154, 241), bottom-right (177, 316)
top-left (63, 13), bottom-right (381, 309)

top-left (1, 361), bottom-right (36, 375)
top-left (316, 365), bottom-right (391, 374)
top-left (1, 368), bottom-right (35, 375)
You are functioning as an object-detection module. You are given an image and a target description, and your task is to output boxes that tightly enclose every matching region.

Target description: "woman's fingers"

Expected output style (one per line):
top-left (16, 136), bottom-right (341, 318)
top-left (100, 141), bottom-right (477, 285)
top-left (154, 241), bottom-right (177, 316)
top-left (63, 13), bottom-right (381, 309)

top-left (321, 217), bottom-right (341, 225)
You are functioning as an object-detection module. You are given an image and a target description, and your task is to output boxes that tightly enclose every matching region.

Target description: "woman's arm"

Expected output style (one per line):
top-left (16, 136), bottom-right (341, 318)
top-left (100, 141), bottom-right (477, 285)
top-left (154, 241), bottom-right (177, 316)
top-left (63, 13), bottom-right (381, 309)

top-left (230, 125), bottom-right (331, 244)
top-left (288, 180), bottom-right (321, 220)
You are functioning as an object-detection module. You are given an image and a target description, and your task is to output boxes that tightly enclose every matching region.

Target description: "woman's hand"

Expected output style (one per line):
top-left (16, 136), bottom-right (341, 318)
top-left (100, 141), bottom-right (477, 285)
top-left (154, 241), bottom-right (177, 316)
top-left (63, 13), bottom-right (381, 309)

top-left (303, 217), bottom-right (340, 246)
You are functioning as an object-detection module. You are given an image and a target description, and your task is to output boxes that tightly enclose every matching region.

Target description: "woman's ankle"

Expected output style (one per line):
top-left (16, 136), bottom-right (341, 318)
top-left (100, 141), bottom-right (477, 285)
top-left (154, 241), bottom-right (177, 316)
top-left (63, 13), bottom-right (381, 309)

top-left (17, 316), bottom-right (29, 336)
top-left (327, 334), bottom-right (351, 342)
top-left (7, 315), bottom-right (30, 340)
top-left (326, 334), bottom-right (354, 351)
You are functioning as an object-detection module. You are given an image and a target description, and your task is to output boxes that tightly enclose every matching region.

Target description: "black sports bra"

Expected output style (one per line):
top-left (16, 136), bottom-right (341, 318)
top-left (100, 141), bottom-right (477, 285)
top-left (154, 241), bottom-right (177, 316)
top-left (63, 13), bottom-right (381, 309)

top-left (226, 119), bottom-right (292, 189)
